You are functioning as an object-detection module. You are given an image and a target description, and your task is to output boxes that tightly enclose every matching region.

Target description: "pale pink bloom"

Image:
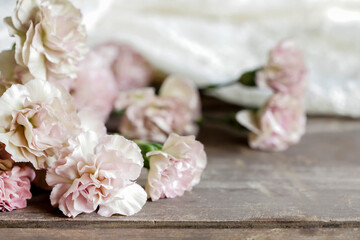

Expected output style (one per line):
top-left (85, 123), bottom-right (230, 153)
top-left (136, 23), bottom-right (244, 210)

top-left (114, 88), bottom-right (156, 111)
top-left (236, 94), bottom-right (306, 151)
top-left (145, 133), bottom-right (207, 201)
top-left (71, 50), bottom-right (119, 122)
top-left (94, 42), bottom-right (152, 90)
top-left (4, 0), bottom-right (87, 81)
top-left (0, 165), bottom-right (35, 212)
top-left (120, 97), bottom-right (198, 143)
top-left (256, 39), bottom-right (307, 95)
top-left (159, 76), bottom-right (201, 121)
top-left (48, 76), bottom-right (74, 92)
top-left (0, 79), bottom-right (80, 169)
top-left (70, 42), bottom-right (152, 121)
top-left (0, 143), bottom-right (14, 171)
top-left (117, 76), bottom-right (201, 142)
top-left (46, 131), bottom-right (147, 218)
top-left (78, 110), bottom-right (107, 137)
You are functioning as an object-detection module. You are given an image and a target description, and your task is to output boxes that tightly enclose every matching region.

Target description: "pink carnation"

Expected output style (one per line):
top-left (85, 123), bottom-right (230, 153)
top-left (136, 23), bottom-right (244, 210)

top-left (145, 133), bottom-right (207, 201)
top-left (71, 50), bottom-right (119, 122)
top-left (256, 39), bottom-right (307, 96)
top-left (114, 88), bottom-right (156, 111)
top-left (0, 166), bottom-right (35, 212)
top-left (71, 42), bottom-right (152, 122)
top-left (46, 131), bottom-right (147, 218)
top-left (94, 42), bottom-right (152, 90)
top-left (117, 76), bottom-right (201, 142)
top-left (236, 94), bottom-right (306, 151)
top-left (120, 97), bottom-right (197, 143)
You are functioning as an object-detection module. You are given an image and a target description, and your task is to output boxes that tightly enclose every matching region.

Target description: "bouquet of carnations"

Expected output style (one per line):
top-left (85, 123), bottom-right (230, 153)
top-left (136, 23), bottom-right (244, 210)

top-left (0, 0), bottom-right (207, 218)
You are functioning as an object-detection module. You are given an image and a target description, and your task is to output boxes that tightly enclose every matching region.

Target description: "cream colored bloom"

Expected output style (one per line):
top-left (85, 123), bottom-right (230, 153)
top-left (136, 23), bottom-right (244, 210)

top-left (0, 79), bottom-right (80, 169)
top-left (4, 0), bottom-right (87, 81)
top-left (159, 76), bottom-right (201, 121)
top-left (78, 109), bottom-right (107, 137)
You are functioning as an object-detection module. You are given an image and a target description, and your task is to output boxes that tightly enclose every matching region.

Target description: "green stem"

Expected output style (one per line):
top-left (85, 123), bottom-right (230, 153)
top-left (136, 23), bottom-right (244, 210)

top-left (201, 80), bottom-right (238, 91)
top-left (238, 68), bottom-right (260, 87)
top-left (202, 114), bottom-right (243, 129)
top-left (199, 68), bottom-right (262, 92)
top-left (112, 109), bottom-right (126, 115)
top-left (134, 140), bottom-right (163, 169)
top-left (202, 110), bottom-right (257, 130)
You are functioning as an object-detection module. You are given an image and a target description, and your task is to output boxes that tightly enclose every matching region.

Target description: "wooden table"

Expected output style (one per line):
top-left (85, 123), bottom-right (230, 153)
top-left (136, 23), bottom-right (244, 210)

top-left (1, 98), bottom-right (360, 239)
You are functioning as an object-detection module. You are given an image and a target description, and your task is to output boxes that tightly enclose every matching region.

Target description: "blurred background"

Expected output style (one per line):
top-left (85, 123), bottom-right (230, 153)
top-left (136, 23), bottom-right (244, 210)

top-left (1, 0), bottom-right (360, 116)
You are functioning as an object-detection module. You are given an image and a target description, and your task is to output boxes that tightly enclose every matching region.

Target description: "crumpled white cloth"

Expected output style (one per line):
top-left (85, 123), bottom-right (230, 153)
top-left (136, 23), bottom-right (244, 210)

top-left (1, 0), bottom-right (360, 116)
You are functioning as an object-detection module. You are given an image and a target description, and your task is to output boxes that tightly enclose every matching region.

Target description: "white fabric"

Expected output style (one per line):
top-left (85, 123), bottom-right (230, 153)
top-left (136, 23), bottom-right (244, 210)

top-left (1, 0), bottom-right (360, 116)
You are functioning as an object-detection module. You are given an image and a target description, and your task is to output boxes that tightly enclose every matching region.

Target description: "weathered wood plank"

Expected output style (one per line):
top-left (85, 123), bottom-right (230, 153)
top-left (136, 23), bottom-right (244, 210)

top-left (1, 228), bottom-right (360, 240)
top-left (1, 114), bottom-right (360, 230)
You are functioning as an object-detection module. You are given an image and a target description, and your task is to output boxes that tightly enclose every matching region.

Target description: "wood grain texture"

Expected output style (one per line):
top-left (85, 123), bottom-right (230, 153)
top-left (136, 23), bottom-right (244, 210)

top-left (1, 97), bottom-right (360, 238)
top-left (2, 117), bottom-right (360, 228)
top-left (1, 228), bottom-right (360, 240)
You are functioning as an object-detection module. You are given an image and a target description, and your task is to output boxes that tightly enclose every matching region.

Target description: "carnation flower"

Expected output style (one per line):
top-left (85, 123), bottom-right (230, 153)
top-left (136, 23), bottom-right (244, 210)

top-left (114, 88), bottom-right (156, 111)
top-left (120, 96), bottom-right (198, 143)
top-left (145, 133), bottom-right (207, 201)
top-left (0, 79), bottom-right (80, 169)
top-left (70, 50), bottom-right (119, 122)
top-left (78, 110), bottom-right (107, 137)
top-left (236, 94), bottom-right (306, 151)
top-left (0, 165), bottom-right (35, 212)
top-left (94, 42), bottom-right (152, 90)
top-left (69, 42), bottom-right (153, 121)
top-left (159, 76), bottom-right (201, 121)
top-left (46, 131), bottom-right (147, 218)
top-left (256, 39), bottom-right (307, 95)
top-left (4, 0), bottom-right (87, 81)
top-left (117, 76), bottom-right (200, 142)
